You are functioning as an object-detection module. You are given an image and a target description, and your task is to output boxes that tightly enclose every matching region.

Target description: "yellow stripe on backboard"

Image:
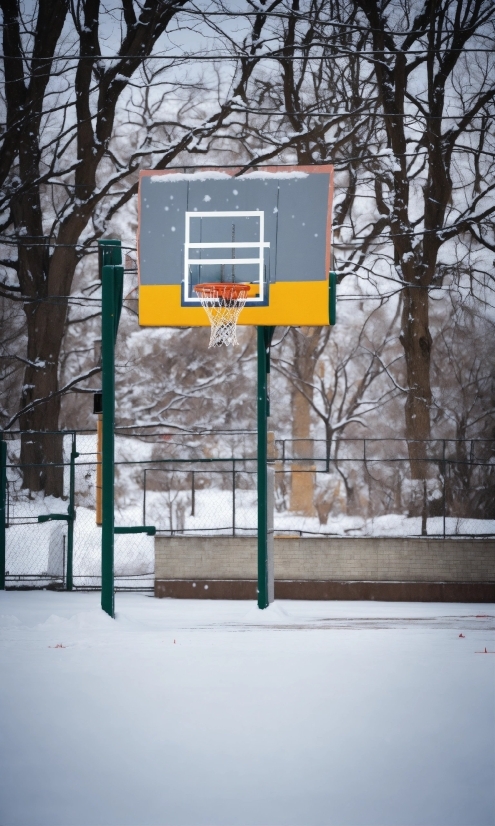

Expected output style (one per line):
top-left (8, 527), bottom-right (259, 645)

top-left (139, 281), bottom-right (330, 327)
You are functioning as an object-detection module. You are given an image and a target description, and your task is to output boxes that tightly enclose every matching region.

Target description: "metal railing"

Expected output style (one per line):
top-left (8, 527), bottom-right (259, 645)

top-left (1, 431), bottom-right (494, 590)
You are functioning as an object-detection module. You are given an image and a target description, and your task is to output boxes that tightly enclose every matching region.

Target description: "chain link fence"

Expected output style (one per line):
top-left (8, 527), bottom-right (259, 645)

top-left (3, 432), bottom-right (155, 590)
top-left (274, 438), bottom-right (495, 538)
top-left (2, 431), bottom-right (494, 589)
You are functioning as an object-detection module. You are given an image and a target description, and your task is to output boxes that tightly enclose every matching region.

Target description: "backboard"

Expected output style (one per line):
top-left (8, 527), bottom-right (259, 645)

top-left (138, 165), bottom-right (333, 327)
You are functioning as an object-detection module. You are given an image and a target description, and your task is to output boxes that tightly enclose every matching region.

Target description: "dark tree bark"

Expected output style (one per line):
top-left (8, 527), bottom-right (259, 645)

top-left (2, 0), bottom-right (69, 492)
top-left (287, 327), bottom-right (326, 514)
top-left (400, 285), bottom-right (432, 474)
top-left (0, 0), bottom-right (283, 494)
top-left (356, 0), bottom-right (495, 477)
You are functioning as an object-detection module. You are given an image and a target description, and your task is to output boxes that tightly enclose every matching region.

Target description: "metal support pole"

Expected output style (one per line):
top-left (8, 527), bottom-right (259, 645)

top-left (96, 413), bottom-right (103, 525)
top-left (0, 437), bottom-right (6, 590)
top-left (257, 326), bottom-right (275, 609)
top-left (99, 239), bottom-right (123, 618)
top-left (442, 439), bottom-right (446, 540)
top-left (66, 432), bottom-right (77, 591)
top-left (143, 469), bottom-right (147, 526)
top-left (62, 535), bottom-right (66, 590)
top-left (232, 459), bottom-right (236, 537)
top-left (329, 271), bottom-right (337, 326)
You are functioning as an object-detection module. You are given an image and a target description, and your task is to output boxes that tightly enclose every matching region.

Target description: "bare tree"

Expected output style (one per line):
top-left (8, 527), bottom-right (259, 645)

top-left (2, 0), bottom-right (493, 507)
top-left (240, 0), bottom-right (495, 481)
top-left (229, 0), bottom-right (383, 499)
top-left (272, 300), bottom-right (402, 511)
top-left (0, 0), bottom-right (288, 494)
top-left (351, 0), bottom-right (495, 476)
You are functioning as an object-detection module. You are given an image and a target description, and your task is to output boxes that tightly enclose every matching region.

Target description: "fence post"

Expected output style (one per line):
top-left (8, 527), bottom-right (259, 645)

top-left (442, 439), bottom-right (446, 539)
top-left (66, 432), bottom-right (77, 591)
top-left (0, 436), bottom-right (6, 590)
top-left (100, 239), bottom-right (123, 619)
top-left (191, 471), bottom-right (195, 517)
top-left (96, 411), bottom-right (103, 525)
top-left (257, 326), bottom-right (275, 609)
top-left (232, 460), bottom-right (236, 537)
top-left (143, 469), bottom-right (147, 526)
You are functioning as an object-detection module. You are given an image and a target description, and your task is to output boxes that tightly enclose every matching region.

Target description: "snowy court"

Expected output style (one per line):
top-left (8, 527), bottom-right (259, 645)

top-left (0, 592), bottom-right (494, 826)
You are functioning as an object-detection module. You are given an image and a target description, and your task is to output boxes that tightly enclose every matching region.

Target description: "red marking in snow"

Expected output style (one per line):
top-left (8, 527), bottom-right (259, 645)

top-left (459, 634), bottom-right (465, 638)
top-left (49, 643), bottom-right (66, 649)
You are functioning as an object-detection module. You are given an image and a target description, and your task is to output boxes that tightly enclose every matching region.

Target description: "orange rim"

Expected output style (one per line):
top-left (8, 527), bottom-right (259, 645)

top-left (193, 282), bottom-right (249, 300)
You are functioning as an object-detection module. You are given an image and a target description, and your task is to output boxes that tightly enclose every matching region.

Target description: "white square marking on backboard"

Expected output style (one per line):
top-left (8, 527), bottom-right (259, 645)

top-left (183, 211), bottom-right (270, 303)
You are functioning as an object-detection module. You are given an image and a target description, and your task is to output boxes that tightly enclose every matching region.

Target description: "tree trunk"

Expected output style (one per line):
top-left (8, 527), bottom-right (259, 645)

top-left (289, 328), bottom-right (321, 516)
top-left (400, 285), bottom-right (432, 479)
top-left (15, 240), bottom-right (78, 497)
top-left (19, 298), bottom-right (68, 497)
top-left (290, 379), bottom-right (316, 516)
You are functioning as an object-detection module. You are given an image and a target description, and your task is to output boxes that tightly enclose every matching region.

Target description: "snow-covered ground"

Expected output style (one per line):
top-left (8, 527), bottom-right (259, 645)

top-left (1, 592), bottom-right (494, 826)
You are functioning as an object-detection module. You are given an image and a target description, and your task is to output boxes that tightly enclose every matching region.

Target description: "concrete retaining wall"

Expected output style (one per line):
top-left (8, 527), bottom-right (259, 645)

top-left (156, 535), bottom-right (495, 583)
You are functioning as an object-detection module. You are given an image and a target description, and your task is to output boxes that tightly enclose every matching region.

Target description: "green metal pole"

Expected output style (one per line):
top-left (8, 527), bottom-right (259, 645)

top-left (257, 326), bottom-right (275, 609)
top-left (257, 328), bottom-right (268, 608)
top-left (329, 271), bottom-right (337, 326)
top-left (0, 437), bottom-right (6, 590)
top-left (99, 239), bottom-right (122, 618)
top-left (66, 432), bottom-right (77, 591)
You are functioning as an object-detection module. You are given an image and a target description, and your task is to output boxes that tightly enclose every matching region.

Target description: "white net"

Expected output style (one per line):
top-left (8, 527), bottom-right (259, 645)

top-left (194, 283), bottom-right (248, 347)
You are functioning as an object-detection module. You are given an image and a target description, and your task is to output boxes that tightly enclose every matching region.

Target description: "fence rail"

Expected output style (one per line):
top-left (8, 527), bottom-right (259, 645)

top-left (1, 431), bottom-right (494, 590)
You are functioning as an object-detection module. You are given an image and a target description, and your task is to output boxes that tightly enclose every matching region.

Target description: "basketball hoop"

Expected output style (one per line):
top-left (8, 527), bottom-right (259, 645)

top-left (194, 282), bottom-right (248, 347)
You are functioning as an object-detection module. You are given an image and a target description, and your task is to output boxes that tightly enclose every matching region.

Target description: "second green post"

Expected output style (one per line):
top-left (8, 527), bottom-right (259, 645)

top-left (99, 239), bottom-right (123, 618)
top-left (257, 326), bottom-right (275, 609)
